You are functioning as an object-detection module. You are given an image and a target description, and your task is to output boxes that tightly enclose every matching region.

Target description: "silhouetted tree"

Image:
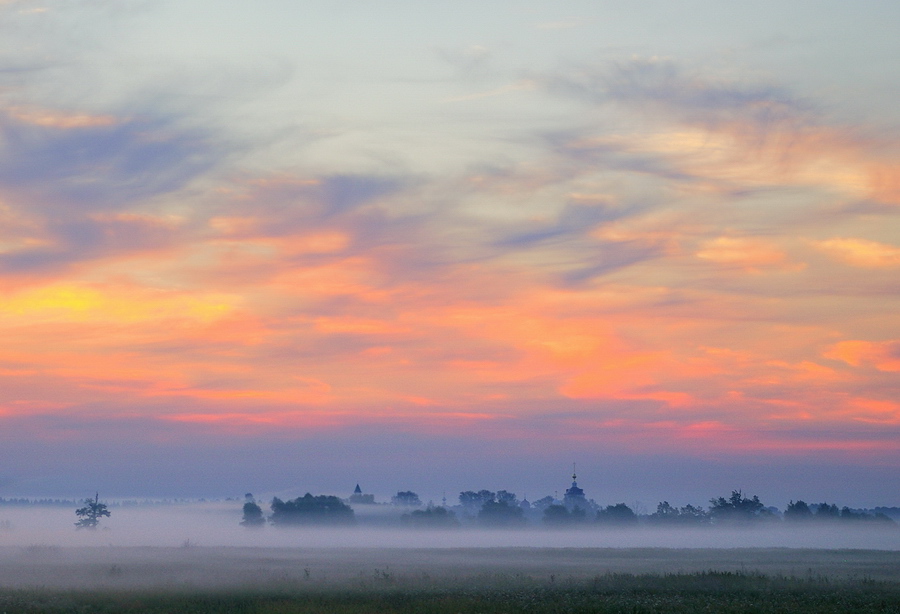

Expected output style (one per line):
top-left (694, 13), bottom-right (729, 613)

top-left (543, 504), bottom-right (586, 527)
top-left (496, 490), bottom-right (518, 505)
top-left (652, 501), bottom-right (679, 521)
top-left (543, 504), bottom-right (570, 526)
top-left (596, 503), bottom-right (637, 525)
top-left (459, 490), bottom-right (495, 510)
top-left (649, 501), bottom-right (710, 525)
top-left (679, 504), bottom-right (710, 524)
top-left (74, 493), bottom-right (110, 529)
top-left (391, 491), bottom-right (422, 507)
top-left (837, 507), bottom-right (894, 523)
top-left (708, 490), bottom-right (769, 523)
top-left (784, 500), bottom-right (813, 521)
top-left (477, 500), bottom-right (526, 527)
top-left (813, 502), bottom-right (840, 519)
top-left (530, 495), bottom-right (556, 512)
top-left (400, 506), bottom-right (459, 528)
top-left (841, 506), bottom-right (866, 521)
top-left (241, 501), bottom-right (265, 527)
top-left (270, 494), bottom-right (355, 525)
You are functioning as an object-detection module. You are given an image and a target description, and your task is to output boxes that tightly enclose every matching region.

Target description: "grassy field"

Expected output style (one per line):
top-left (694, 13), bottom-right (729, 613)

top-left (1, 546), bottom-right (898, 613)
top-left (1, 571), bottom-right (899, 613)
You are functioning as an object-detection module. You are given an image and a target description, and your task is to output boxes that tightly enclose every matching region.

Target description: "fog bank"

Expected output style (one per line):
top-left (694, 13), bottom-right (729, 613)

top-left (1, 502), bottom-right (898, 550)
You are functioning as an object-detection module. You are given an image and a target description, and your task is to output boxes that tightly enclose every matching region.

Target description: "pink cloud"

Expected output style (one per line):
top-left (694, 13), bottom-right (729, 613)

top-left (825, 340), bottom-right (900, 372)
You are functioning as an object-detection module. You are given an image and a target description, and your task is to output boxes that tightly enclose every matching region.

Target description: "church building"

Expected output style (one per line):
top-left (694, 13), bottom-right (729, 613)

top-left (349, 484), bottom-right (375, 504)
top-left (563, 469), bottom-right (588, 511)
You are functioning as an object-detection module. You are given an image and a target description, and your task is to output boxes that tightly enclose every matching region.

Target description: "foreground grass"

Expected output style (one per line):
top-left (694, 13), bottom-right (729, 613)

top-left (2, 571), bottom-right (900, 613)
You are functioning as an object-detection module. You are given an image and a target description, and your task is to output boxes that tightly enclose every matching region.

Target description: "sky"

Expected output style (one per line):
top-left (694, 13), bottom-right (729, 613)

top-left (1, 0), bottom-right (899, 508)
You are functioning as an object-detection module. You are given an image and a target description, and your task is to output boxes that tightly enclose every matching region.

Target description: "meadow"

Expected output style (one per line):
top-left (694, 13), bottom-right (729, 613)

top-left (1, 546), bottom-right (899, 613)
top-left (2, 505), bottom-right (898, 612)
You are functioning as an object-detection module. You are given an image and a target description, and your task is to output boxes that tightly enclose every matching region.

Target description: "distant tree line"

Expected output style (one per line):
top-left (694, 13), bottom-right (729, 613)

top-left (1, 498), bottom-right (77, 507)
top-left (240, 488), bottom-right (897, 528)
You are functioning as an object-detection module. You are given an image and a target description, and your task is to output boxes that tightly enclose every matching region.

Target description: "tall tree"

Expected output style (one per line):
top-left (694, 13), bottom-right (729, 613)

top-left (241, 501), bottom-right (265, 527)
top-left (74, 493), bottom-right (111, 529)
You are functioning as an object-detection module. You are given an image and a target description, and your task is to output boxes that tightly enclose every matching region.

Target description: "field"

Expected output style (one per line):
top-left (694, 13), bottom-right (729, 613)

top-left (1, 546), bottom-right (899, 613)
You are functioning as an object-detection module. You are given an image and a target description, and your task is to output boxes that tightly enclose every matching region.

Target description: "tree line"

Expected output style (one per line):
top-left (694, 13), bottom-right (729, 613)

top-left (240, 489), bottom-right (898, 528)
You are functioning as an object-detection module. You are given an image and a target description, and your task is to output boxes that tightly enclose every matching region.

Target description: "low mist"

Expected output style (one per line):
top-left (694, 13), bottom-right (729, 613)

top-left (0, 501), bottom-right (898, 550)
top-left (0, 502), bottom-right (898, 593)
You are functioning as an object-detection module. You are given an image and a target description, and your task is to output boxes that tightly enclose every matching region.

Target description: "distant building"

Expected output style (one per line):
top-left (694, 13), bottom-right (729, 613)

top-left (563, 469), bottom-right (588, 511)
top-left (348, 484), bottom-right (375, 505)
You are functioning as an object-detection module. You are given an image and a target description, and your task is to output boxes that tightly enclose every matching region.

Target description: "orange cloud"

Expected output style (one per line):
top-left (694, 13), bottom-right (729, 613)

top-left (313, 316), bottom-right (408, 335)
top-left (695, 236), bottom-right (799, 272)
top-left (0, 283), bottom-right (239, 324)
top-left (846, 398), bottom-right (900, 425)
top-left (6, 106), bottom-right (118, 129)
top-left (764, 360), bottom-right (844, 383)
top-left (825, 340), bottom-right (900, 372)
top-left (579, 101), bottom-right (900, 206)
top-left (813, 237), bottom-right (900, 268)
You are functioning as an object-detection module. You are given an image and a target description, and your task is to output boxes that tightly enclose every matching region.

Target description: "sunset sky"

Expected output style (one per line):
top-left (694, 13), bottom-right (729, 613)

top-left (1, 1), bottom-right (898, 507)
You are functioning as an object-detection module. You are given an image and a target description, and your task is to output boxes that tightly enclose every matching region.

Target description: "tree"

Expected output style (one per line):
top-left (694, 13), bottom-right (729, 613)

top-left (841, 506), bottom-right (866, 521)
top-left (74, 493), bottom-right (110, 529)
top-left (400, 506), bottom-right (459, 528)
top-left (241, 501), bottom-right (265, 527)
top-left (542, 504), bottom-right (570, 526)
top-left (596, 503), bottom-right (638, 525)
top-left (391, 491), bottom-right (422, 507)
top-left (678, 504), bottom-right (710, 524)
top-left (708, 490), bottom-right (768, 523)
top-left (459, 490), bottom-right (495, 510)
top-left (531, 496), bottom-right (556, 512)
top-left (784, 500), bottom-right (813, 521)
top-left (496, 490), bottom-right (518, 505)
top-left (649, 502), bottom-right (709, 525)
top-left (542, 504), bottom-right (586, 527)
top-left (270, 494), bottom-right (355, 525)
top-left (477, 500), bottom-right (526, 527)
top-left (652, 501), bottom-right (679, 522)
top-left (813, 502), bottom-right (840, 519)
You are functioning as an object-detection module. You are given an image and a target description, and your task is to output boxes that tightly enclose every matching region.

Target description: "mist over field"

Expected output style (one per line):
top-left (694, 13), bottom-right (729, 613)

top-left (0, 501), bottom-right (896, 606)
top-left (1, 502), bottom-right (898, 550)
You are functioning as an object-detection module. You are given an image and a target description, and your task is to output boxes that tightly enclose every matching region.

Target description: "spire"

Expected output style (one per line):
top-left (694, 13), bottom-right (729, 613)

top-left (354, 484), bottom-right (362, 494)
top-left (564, 464), bottom-right (586, 509)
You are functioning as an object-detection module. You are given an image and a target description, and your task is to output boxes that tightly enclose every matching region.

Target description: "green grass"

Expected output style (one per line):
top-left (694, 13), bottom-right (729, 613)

top-left (2, 571), bottom-right (899, 613)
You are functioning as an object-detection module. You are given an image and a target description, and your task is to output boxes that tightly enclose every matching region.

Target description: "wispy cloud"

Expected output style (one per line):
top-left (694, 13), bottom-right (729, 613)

top-left (0, 110), bottom-right (223, 211)
top-left (813, 237), bottom-right (900, 268)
